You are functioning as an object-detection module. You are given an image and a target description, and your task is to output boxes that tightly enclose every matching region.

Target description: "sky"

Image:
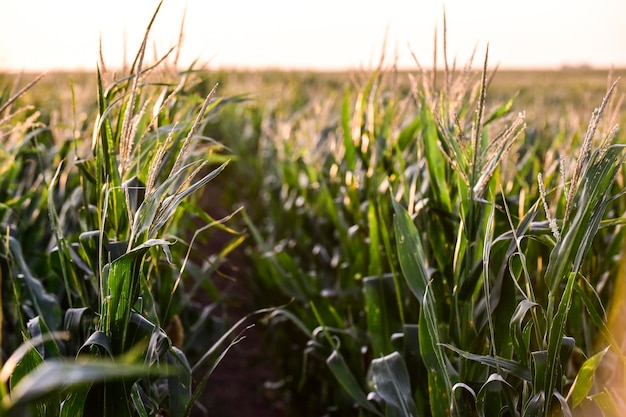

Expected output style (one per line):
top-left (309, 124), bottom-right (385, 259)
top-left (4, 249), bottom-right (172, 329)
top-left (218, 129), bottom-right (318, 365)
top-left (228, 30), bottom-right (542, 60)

top-left (0, 0), bottom-right (625, 72)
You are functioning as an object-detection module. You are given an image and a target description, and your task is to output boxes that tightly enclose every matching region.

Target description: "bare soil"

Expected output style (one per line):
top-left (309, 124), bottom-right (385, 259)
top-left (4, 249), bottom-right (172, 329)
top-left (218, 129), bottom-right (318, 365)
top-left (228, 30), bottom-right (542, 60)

top-left (191, 184), bottom-right (287, 417)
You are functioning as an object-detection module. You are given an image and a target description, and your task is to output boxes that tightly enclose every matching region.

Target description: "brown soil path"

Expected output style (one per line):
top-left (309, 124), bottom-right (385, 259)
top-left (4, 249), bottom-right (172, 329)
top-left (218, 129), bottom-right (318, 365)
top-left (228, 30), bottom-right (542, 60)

top-left (192, 184), bottom-right (286, 417)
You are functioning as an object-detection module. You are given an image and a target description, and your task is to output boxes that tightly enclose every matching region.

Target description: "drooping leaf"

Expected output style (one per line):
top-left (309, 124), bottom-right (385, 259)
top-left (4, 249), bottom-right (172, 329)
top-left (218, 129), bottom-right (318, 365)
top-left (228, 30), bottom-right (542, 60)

top-left (509, 300), bottom-right (540, 367)
top-left (327, 350), bottom-right (381, 415)
top-left (370, 352), bottom-right (418, 417)
top-left (5, 360), bottom-right (169, 410)
top-left (64, 307), bottom-right (98, 357)
top-left (78, 331), bottom-right (114, 358)
top-left (442, 344), bottom-right (531, 382)
top-left (475, 373), bottom-right (519, 417)
top-left (7, 236), bottom-right (62, 330)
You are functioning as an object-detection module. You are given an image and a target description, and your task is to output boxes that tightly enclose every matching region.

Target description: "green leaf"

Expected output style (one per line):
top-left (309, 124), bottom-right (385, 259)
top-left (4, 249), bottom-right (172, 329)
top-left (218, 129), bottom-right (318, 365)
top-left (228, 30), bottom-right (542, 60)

top-left (397, 116), bottom-right (421, 152)
top-left (484, 94), bottom-right (516, 125)
top-left (567, 347), bottom-right (609, 408)
top-left (544, 145), bottom-right (625, 293)
top-left (509, 300), bottom-right (539, 366)
top-left (341, 90), bottom-right (356, 171)
top-left (420, 311), bottom-right (453, 417)
top-left (123, 176), bottom-right (146, 215)
top-left (475, 373), bottom-right (519, 417)
top-left (131, 312), bottom-right (165, 356)
top-left (524, 392), bottom-right (545, 417)
top-left (80, 333), bottom-right (114, 361)
top-left (363, 275), bottom-right (401, 356)
top-left (451, 383), bottom-right (477, 416)
top-left (5, 360), bottom-right (169, 410)
top-left (167, 346), bottom-right (191, 416)
top-left (442, 344), bottom-right (531, 382)
top-left (531, 350), bottom-right (548, 396)
top-left (48, 162), bottom-right (88, 307)
top-left (545, 272), bottom-right (577, 411)
top-left (552, 390), bottom-right (572, 417)
top-left (27, 316), bottom-right (62, 359)
top-left (103, 239), bottom-right (171, 354)
top-left (7, 236), bottom-right (62, 330)
top-left (60, 385), bottom-right (92, 417)
top-left (130, 384), bottom-right (149, 417)
top-left (392, 198), bottom-right (428, 303)
top-left (394, 192), bottom-right (454, 415)
top-left (575, 277), bottom-right (625, 362)
top-left (0, 332), bottom-right (69, 385)
top-left (64, 308), bottom-right (98, 357)
top-left (370, 352), bottom-right (418, 417)
top-left (421, 105), bottom-right (451, 212)
top-left (367, 202), bottom-right (383, 277)
top-left (9, 343), bottom-right (60, 416)
top-left (482, 203), bottom-right (497, 358)
top-left (327, 350), bottom-right (381, 415)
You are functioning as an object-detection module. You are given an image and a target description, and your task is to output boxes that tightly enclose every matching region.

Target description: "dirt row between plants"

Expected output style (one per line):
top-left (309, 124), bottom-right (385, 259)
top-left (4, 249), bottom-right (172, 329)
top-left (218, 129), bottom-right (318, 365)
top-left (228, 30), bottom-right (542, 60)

top-left (194, 184), bottom-right (286, 417)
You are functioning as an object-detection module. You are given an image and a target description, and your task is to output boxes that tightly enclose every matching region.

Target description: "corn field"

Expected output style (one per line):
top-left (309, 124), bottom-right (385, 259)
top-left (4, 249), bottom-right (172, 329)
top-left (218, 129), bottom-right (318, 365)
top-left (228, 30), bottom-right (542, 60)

top-left (1, 5), bottom-right (626, 417)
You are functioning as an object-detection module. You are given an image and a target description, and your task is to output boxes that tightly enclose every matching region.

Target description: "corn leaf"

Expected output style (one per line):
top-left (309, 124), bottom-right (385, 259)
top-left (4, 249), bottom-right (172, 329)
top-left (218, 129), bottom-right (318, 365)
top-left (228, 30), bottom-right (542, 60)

top-left (475, 373), bottom-right (519, 417)
top-left (544, 272), bottom-right (577, 413)
top-left (442, 344), bottom-right (531, 382)
top-left (103, 239), bottom-right (171, 354)
top-left (341, 91), bottom-right (356, 172)
top-left (7, 237), bottom-right (61, 330)
top-left (392, 198), bottom-right (428, 303)
top-left (5, 360), bottom-right (169, 410)
top-left (363, 275), bottom-right (400, 356)
top-left (327, 350), bottom-right (381, 415)
top-left (370, 352), bottom-right (418, 417)
top-left (509, 300), bottom-right (539, 367)
top-left (421, 106), bottom-right (451, 212)
top-left (544, 145), bottom-right (625, 292)
top-left (167, 346), bottom-right (192, 417)
top-left (567, 347), bottom-right (609, 408)
top-left (60, 386), bottom-right (92, 417)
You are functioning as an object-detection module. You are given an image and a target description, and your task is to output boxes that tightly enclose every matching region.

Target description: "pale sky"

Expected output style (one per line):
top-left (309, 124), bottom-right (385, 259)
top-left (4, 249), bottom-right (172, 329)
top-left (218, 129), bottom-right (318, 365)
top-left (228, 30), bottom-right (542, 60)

top-left (0, 0), bottom-right (625, 72)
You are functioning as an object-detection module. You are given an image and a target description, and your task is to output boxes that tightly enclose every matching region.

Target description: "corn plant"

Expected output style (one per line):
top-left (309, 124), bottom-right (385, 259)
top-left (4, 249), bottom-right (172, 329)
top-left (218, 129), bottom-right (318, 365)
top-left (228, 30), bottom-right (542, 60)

top-left (0, 4), bottom-right (245, 416)
top-left (233, 36), bottom-right (504, 411)
top-left (235, 28), bottom-right (626, 415)
top-left (341, 62), bottom-right (624, 417)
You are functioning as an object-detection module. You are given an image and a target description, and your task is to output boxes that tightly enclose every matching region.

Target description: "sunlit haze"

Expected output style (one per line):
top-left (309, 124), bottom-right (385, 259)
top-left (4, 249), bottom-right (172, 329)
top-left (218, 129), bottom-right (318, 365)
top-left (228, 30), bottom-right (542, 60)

top-left (1, 0), bottom-right (625, 72)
